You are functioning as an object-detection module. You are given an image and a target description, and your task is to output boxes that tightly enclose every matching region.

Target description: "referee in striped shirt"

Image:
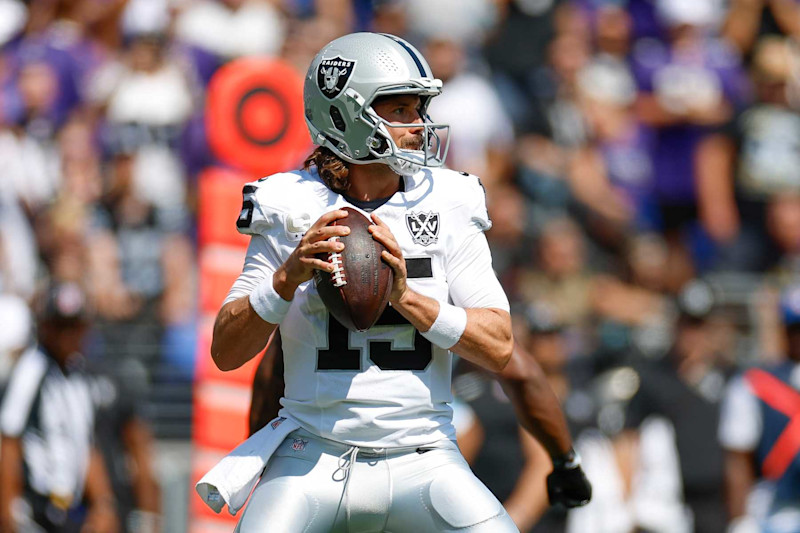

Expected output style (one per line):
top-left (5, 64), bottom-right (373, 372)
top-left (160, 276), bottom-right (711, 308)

top-left (0, 283), bottom-right (117, 533)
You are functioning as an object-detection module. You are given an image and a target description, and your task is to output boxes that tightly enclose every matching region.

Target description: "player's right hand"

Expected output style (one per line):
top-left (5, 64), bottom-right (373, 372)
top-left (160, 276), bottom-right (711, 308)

top-left (274, 210), bottom-right (350, 297)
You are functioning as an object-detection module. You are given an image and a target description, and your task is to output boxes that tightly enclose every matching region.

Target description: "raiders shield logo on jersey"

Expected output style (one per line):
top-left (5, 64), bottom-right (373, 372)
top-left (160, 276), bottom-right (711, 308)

top-left (406, 211), bottom-right (440, 246)
top-left (317, 56), bottom-right (356, 99)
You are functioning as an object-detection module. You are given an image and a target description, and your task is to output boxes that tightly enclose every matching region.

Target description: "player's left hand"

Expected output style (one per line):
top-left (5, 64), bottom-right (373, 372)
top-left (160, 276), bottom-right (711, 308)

top-left (368, 213), bottom-right (407, 304)
top-left (546, 450), bottom-right (592, 508)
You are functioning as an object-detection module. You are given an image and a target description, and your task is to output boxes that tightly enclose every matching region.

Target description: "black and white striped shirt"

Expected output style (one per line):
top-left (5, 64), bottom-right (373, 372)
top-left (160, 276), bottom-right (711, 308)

top-left (0, 347), bottom-right (95, 506)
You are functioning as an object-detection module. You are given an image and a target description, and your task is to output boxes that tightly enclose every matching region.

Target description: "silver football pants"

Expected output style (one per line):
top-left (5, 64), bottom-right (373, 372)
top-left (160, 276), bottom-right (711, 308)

top-left (234, 429), bottom-right (519, 532)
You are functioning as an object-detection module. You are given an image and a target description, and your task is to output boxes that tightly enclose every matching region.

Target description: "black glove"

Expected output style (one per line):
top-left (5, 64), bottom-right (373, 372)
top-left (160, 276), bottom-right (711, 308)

top-left (546, 449), bottom-right (592, 508)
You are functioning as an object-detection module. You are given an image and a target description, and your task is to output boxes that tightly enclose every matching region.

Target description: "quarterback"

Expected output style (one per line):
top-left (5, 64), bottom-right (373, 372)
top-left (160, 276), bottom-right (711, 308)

top-left (206, 32), bottom-right (588, 532)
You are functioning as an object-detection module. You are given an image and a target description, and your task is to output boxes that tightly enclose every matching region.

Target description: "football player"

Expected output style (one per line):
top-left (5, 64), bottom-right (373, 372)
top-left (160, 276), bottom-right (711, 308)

top-left (207, 32), bottom-right (590, 532)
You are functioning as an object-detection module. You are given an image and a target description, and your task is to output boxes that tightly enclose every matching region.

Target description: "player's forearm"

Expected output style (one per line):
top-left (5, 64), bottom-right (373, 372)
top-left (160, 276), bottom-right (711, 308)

top-left (453, 308), bottom-right (513, 372)
top-left (211, 297), bottom-right (276, 371)
top-left (393, 289), bottom-right (512, 371)
top-left (496, 346), bottom-right (573, 458)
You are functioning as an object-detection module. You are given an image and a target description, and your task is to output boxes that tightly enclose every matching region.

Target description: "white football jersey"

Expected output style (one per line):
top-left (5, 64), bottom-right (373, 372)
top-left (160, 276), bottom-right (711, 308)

top-left (227, 167), bottom-right (509, 448)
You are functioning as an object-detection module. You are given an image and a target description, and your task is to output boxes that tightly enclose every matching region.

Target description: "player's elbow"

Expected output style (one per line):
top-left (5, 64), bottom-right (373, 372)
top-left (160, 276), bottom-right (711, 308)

top-left (484, 336), bottom-right (513, 373)
top-left (210, 342), bottom-right (238, 371)
top-left (210, 330), bottom-right (247, 371)
top-left (495, 338), bottom-right (514, 372)
top-left (487, 311), bottom-right (513, 372)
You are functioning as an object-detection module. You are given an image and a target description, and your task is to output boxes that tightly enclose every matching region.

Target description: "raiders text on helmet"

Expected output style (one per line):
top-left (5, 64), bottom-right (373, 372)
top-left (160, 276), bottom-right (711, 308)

top-left (304, 32), bottom-right (450, 175)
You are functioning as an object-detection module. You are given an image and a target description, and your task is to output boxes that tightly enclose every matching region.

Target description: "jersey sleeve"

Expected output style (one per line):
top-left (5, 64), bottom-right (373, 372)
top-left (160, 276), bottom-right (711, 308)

top-left (224, 235), bottom-right (283, 305)
top-left (447, 230), bottom-right (509, 311)
top-left (0, 349), bottom-right (47, 437)
top-left (444, 173), bottom-right (505, 310)
top-left (718, 375), bottom-right (761, 452)
top-left (236, 182), bottom-right (277, 235)
top-left (225, 177), bottom-right (301, 304)
top-left (236, 173), bottom-right (317, 239)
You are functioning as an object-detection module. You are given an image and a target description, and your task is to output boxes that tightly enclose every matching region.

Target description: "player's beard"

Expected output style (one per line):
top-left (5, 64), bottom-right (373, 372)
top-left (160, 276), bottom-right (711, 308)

top-left (400, 134), bottom-right (424, 151)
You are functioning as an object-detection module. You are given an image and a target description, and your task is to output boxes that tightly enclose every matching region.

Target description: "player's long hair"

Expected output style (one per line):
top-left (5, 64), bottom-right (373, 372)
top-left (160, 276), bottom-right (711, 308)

top-left (303, 146), bottom-right (350, 194)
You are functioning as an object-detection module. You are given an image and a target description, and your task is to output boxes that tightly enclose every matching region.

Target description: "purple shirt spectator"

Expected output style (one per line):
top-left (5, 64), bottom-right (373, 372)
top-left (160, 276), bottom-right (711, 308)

top-left (3, 26), bottom-right (106, 128)
top-left (631, 37), bottom-right (749, 207)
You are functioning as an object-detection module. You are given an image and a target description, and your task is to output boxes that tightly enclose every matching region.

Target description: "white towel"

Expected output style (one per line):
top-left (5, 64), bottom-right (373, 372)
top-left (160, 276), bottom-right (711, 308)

top-left (196, 416), bottom-right (300, 515)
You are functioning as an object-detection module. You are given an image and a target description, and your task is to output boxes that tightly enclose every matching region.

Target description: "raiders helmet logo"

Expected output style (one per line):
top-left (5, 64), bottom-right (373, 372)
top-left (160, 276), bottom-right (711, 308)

top-left (317, 56), bottom-right (356, 99)
top-left (406, 211), bottom-right (440, 246)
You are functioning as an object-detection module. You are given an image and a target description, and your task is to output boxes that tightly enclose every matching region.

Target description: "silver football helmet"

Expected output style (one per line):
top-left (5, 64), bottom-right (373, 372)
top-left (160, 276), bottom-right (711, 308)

top-left (304, 32), bottom-right (450, 175)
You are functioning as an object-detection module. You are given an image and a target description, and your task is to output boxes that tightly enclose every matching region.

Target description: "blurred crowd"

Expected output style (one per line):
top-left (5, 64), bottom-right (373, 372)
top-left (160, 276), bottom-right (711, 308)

top-left (0, 0), bottom-right (799, 532)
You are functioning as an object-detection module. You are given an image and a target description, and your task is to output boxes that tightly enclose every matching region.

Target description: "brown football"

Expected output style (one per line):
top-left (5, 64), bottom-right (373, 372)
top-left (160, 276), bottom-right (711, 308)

top-left (313, 207), bottom-right (393, 332)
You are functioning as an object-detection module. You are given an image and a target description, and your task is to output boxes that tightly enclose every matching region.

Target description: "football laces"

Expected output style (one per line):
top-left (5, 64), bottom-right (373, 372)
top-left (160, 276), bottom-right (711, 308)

top-left (328, 236), bottom-right (347, 287)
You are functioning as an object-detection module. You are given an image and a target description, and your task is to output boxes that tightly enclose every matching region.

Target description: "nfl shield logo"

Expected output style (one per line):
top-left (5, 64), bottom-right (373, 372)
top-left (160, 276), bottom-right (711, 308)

top-left (270, 417), bottom-right (286, 430)
top-left (406, 211), bottom-right (440, 246)
top-left (317, 56), bottom-right (356, 99)
top-left (291, 438), bottom-right (308, 452)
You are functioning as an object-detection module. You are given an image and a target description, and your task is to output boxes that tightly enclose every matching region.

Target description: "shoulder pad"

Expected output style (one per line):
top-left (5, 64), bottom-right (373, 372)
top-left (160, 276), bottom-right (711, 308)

top-left (235, 172), bottom-right (313, 236)
top-left (468, 174), bottom-right (492, 231)
top-left (435, 169), bottom-right (491, 231)
top-left (235, 181), bottom-right (273, 235)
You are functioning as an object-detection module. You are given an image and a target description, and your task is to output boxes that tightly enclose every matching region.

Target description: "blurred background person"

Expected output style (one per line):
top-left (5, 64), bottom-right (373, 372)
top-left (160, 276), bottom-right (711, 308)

top-left (618, 279), bottom-right (733, 533)
top-left (0, 282), bottom-right (116, 533)
top-left (423, 34), bottom-right (515, 191)
top-left (569, 57), bottom-right (656, 243)
top-left (719, 283), bottom-right (800, 533)
top-left (516, 216), bottom-right (595, 333)
top-left (697, 35), bottom-right (800, 273)
top-left (175, 0), bottom-right (287, 78)
top-left (632, 0), bottom-right (747, 289)
top-left (90, 360), bottom-right (162, 533)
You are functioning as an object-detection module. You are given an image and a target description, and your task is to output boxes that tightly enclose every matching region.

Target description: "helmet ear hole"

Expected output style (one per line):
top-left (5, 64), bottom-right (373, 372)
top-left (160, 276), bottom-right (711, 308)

top-left (376, 138), bottom-right (389, 153)
top-left (330, 106), bottom-right (346, 132)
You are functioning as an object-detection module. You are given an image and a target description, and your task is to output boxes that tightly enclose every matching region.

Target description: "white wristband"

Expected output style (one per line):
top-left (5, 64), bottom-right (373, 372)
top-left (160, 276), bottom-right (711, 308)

top-left (249, 273), bottom-right (291, 324)
top-left (421, 302), bottom-right (467, 349)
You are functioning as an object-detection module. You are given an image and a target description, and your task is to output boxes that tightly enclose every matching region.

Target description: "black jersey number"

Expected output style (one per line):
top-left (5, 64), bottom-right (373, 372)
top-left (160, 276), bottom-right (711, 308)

top-left (317, 306), bottom-right (433, 371)
top-left (236, 199), bottom-right (254, 229)
top-left (236, 185), bottom-right (257, 229)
